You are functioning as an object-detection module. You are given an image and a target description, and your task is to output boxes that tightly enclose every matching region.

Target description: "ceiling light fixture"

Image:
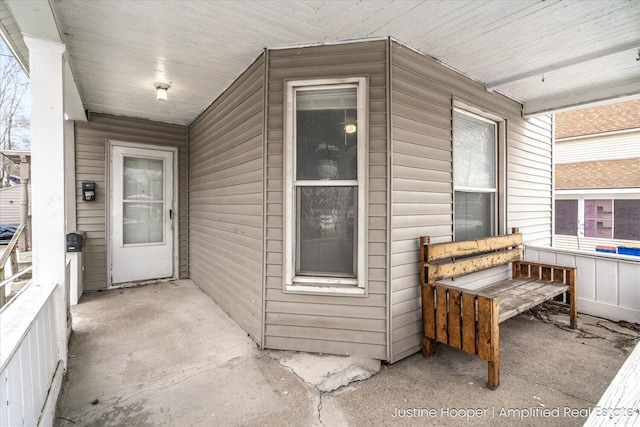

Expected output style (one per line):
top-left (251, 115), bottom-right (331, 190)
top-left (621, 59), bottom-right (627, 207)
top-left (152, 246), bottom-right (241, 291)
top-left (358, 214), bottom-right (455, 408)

top-left (154, 82), bottom-right (171, 102)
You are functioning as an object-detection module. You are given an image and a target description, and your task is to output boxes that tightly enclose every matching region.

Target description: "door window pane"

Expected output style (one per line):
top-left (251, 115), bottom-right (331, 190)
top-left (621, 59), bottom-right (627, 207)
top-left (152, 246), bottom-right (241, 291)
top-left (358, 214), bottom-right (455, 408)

top-left (123, 157), bottom-right (163, 200)
top-left (123, 203), bottom-right (163, 244)
top-left (297, 186), bottom-right (356, 276)
top-left (123, 156), bottom-right (164, 245)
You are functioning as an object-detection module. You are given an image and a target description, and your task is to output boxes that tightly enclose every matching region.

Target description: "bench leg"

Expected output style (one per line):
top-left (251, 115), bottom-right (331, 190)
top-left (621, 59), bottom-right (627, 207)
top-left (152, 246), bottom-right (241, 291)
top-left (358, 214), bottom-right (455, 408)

top-left (422, 337), bottom-right (436, 357)
top-left (569, 296), bottom-right (577, 329)
top-left (488, 360), bottom-right (499, 390)
top-left (568, 269), bottom-right (578, 329)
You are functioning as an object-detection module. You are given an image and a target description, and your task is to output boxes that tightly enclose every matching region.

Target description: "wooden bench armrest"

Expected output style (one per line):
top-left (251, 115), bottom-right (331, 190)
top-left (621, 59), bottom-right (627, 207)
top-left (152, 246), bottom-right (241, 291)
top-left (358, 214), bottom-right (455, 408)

top-left (512, 260), bottom-right (577, 329)
top-left (512, 260), bottom-right (575, 284)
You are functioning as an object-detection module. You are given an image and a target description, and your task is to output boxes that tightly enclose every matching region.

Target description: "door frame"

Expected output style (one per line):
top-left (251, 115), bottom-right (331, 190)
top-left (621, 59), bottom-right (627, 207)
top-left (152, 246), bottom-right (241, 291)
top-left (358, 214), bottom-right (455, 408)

top-left (106, 140), bottom-right (179, 287)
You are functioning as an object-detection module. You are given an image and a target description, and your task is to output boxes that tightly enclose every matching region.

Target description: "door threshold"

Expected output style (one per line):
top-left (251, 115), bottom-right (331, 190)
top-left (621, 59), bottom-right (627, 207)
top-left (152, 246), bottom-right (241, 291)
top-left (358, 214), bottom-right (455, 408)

top-left (108, 277), bottom-right (177, 290)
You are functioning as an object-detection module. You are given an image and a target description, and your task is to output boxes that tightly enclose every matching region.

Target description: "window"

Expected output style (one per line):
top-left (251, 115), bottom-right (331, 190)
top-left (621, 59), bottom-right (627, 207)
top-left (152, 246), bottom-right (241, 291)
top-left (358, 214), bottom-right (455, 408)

top-left (555, 200), bottom-right (579, 236)
top-left (453, 109), bottom-right (499, 240)
top-left (584, 199), bottom-right (612, 238)
top-left (284, 78), bottom-right (367, 293)
top-left (614, 199), bottom-right (640, 241)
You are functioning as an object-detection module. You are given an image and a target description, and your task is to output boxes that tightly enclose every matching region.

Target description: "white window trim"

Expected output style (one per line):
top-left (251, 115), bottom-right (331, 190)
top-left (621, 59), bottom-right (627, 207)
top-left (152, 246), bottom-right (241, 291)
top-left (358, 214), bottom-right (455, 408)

top-left (284, 77), bottom-right (368, 294)
top-left (452, 104), bottom-right (506, 238)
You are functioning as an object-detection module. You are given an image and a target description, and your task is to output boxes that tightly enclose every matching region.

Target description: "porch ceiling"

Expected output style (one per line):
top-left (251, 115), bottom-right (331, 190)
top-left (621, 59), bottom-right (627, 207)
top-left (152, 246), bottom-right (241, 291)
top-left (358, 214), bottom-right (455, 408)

top-left (6, 1), bottom-right (640, 125)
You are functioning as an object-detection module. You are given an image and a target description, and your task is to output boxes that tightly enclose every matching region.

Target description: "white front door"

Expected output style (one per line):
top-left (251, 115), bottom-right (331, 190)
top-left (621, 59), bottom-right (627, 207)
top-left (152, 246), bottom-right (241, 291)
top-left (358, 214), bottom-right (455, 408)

top-left (110, 144), bottom-right (175, 285)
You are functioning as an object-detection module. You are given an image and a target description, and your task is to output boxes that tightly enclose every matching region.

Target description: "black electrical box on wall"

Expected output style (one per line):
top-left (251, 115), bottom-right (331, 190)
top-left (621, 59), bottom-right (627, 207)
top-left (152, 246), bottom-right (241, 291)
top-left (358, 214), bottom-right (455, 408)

top-left (82, 182), bottom-right (96, 201)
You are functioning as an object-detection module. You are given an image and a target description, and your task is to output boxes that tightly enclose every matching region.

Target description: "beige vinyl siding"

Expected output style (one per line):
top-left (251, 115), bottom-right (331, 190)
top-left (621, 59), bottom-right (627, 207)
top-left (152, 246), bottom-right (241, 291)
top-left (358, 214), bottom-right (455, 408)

top-left (389, 41), bottom-right (553, 362)
top-left (265, 40), bottom-right (388, 359)
top-left (0, 185), bottom-right (30, 224)
top-left (188, 55), bottom-right (265, 343)
top-left (508, 115), bottom-right (553, 245)
top-left (74, 113), bottom-right (188, 291)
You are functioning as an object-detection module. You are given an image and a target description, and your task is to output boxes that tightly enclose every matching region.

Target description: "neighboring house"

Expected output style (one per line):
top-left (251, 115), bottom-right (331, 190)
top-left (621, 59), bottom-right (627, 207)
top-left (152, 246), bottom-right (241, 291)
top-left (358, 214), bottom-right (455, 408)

top-left (73, 39), bottom-right (553, 363)
top-left (554, 100), bottom-right (640, 253)
top-left (0, 151), bottom-right (31, 250)
top-left (0, 184), bottom-right (29, 224)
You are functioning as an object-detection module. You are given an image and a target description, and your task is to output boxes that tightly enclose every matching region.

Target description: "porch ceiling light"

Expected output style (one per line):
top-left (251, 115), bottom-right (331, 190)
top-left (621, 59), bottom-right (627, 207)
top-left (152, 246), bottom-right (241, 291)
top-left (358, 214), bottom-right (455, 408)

top-left (154, 82), bottom-right (171, 102)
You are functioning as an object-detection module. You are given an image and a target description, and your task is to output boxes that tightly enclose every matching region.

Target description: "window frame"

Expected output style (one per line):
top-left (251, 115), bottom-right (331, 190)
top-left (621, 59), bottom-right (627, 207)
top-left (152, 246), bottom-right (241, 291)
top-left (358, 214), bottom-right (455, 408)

top-left (452, 104), bottom-right (505, 240)
top-left (283, 77), bottom-right (368, 294)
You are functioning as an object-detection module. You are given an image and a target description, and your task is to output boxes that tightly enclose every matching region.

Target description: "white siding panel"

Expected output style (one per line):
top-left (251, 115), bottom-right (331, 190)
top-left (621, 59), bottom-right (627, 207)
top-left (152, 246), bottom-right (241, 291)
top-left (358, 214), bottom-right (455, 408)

top-left (553, 234), bottom-right (640, 254)
top-left (188, 55), bottom-right (266, 344)
top-left (595, 259), bottom-right (619, 305)
top-left (556, 130), bottom-right (640, 164)
top-left (620, 262), bottom-right (640, 310)
top-left (389, 42), bottom-right (553, 362)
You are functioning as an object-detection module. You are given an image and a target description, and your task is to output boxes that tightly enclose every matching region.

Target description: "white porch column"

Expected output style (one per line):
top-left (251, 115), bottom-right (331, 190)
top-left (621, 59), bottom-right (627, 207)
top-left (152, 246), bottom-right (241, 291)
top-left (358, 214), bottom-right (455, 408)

top-left (64, 120), bottom-right (76, 233)
top-left (23, 36), bottom-right (66, 286)
top-left (23, 35), bottom-right (68, 370)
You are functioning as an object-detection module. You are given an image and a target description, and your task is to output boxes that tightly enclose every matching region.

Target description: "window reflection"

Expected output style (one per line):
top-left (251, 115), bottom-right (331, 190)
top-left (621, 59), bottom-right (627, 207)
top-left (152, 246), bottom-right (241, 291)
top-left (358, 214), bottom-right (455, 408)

top-left (297, 186), bottom-right (356, 276)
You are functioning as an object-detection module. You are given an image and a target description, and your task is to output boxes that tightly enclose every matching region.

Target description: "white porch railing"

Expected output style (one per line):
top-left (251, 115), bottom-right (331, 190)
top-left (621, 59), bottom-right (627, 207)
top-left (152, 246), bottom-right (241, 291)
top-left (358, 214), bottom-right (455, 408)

top-left (584, 344), bottom-right (640, 427)
top-left (584, 341), bottom-right (640, 426)
top-left (0, 224), bottom-right (30, 308)
top-left (525, 245), bottom-right (640, 323)
top-left (0, 260), bottom-right (69, 427)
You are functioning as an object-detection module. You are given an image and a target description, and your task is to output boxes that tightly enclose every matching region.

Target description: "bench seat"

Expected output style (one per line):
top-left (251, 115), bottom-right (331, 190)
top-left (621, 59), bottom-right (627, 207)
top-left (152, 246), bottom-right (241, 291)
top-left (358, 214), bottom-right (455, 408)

top-left (477, 278), bottom-right (569, 323)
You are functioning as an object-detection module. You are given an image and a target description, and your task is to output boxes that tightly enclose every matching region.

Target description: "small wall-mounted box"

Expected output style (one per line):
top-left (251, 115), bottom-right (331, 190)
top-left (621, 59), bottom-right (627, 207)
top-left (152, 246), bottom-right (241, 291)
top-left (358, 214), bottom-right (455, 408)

top-left (82, 182), bottom-right (96, 201)
top-left (66, 230), bottom-right (86, 252)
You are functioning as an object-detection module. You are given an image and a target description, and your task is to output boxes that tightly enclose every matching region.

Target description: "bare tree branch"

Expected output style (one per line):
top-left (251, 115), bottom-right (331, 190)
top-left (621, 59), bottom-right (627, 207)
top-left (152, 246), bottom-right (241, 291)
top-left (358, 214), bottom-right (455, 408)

top-left (0, 42), bottom-right (30, 152)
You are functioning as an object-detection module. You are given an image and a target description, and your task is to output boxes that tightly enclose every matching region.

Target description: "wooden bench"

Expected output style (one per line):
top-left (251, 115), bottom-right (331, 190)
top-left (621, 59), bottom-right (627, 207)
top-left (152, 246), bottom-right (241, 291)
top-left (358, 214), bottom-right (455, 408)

top-left (419, 228), bottom-right (577, 390)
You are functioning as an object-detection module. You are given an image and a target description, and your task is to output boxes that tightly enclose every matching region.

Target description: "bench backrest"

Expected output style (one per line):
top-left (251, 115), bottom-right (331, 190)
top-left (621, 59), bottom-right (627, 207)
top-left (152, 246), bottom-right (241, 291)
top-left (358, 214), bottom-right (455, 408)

top-left (420, 228), bottom-right (523, 284)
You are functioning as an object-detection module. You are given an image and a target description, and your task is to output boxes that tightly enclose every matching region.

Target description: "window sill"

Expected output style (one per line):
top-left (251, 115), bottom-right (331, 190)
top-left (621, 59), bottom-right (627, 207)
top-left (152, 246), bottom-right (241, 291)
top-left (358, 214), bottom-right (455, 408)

top-left (285, 282), bottom-right (365, 296)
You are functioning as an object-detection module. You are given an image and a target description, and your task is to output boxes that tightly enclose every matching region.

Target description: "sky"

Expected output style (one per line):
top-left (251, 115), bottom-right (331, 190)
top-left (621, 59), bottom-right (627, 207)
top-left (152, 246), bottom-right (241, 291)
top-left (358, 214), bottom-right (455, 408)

top-left (0, 36), bottom-right (30, 151)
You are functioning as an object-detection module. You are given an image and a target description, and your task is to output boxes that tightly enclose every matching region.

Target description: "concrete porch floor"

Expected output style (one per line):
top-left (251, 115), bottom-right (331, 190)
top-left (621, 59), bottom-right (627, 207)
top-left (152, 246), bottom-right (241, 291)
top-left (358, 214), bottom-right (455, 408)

top-left (55, 280), bottom-right (639, 427)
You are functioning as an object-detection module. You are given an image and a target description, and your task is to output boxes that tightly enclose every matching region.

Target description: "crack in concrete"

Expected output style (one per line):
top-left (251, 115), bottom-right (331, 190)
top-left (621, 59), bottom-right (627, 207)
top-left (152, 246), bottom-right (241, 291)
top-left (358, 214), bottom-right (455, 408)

top-left (521, 376), bottom-right (595, 405)
top-left (529, 312), bottom-right (640, 353)
top-left (317, 394), bottom-right (326, 427)
top-left (275, 357), bottom-right (318, 390)
top-left (269, 354), bottom-right (326, 426)
top-left (268, 352), bottom-right (344, 426)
